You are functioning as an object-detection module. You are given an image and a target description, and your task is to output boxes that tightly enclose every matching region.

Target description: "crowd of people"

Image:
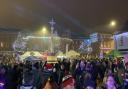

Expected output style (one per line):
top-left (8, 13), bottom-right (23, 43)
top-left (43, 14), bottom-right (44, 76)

top-left (0, 54), bottom-right (128, 89)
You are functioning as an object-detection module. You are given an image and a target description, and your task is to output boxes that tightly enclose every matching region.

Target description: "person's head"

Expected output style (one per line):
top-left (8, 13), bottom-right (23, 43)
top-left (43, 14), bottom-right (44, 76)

top-left (33, 62), bottom-right (39, 70)
top-left (86, 62), bottom-right (91, 68)
top-left (62, 76), bottom-right (75, 89)
top-left (80, 60), bottom-right (85, 68)
top-left (0, 66), bottom-right (6, 75)
top-left (85, 86), bottom-right (94, 89)
top-left (83, 73), bottom-right (92, 80)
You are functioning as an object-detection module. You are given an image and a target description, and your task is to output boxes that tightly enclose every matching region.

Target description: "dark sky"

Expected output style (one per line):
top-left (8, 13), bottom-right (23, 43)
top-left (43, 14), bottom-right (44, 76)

top-left (0, 0), bottom-right (128, 36)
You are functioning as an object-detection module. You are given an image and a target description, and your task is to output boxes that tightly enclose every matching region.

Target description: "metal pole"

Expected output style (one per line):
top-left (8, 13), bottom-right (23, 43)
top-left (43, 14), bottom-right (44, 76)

top-left (49, 18), bottom-right (56, 53)
top-left (66, 44), bottom-right (69, 56)
top-left (51, 27), bottom-right (54, 53)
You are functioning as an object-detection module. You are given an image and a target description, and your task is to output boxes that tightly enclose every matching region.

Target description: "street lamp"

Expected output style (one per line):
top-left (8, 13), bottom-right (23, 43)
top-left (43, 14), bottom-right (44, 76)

top-left (109, 20), bottom-right (118, 55)
top-left (42, 27), bottom-right (47, 35)
top-left (41, 27), bottom-right (48, 51)
top-left (109, 20), bottom-right (117, 27)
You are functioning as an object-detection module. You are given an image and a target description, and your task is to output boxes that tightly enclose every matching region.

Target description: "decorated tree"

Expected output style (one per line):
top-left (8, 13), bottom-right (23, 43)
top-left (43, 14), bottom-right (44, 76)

top-left (79, 39), bottom-right (92, 53)
top-left (13, 32), bottom-right (27, 52)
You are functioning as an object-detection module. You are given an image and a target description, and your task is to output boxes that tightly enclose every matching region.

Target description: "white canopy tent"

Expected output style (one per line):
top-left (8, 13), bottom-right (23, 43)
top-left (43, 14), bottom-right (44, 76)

top-left (25, 56), bottom-right (42, 61)
top-left (20, 51), bottom-right (42, 61)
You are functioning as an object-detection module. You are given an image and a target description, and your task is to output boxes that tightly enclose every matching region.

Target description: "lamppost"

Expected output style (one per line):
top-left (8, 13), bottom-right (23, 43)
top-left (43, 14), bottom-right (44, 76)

top-left (110, 20), bottom-right (116, 27)
top-left (109, 20), bottom-right (117, 28)
top-left (49, 18), bottom-right (56, 53)
top-left (109, 20), bottom-right (117, 58)
top-left (42, 27), bottom-right (47, 36)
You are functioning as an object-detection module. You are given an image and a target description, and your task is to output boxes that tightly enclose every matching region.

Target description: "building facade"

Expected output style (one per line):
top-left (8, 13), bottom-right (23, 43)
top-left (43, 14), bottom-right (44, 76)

top-left (114, 32), bottom-right (128, 54)
top-left (91, 33), bottom-right (114, 57)
top-left (0, 32), bottom-right (17, 51)
top-left (68, 39), bottom-right (83, 51)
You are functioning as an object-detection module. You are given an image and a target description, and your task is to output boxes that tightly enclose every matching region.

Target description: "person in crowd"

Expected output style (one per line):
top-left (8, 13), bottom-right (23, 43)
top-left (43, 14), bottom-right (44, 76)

top-left (43, 78), bottom-right (52, 89)
top-left (107, 74), bottom-right (117, 89)
top-left (43, 66), bottom-right (58, 89)
top-left (57, 62), bottom-right (65, 88)
top-left (62, 75), bottom-right (75, 89)
top-left (52, 66), bottom-right (59, 86)
top-left (82, 72), bottom-right (95, 89)
top-left (120, 62), bottom-right (128, 89)
top-left (19, 71), bottom-right (37, 89)
top-left (0, 66), bottom-right (6, 89)
top-left (32, 62), bottom-right (43, 89)
top-left (0, 66), bottom-right (11, 89)
top-left (100, 74), bottom-right (117, 89)
top-left (1, 53), bottom-right (128, 89)
top-left (91, 61), bottom-right (98, 86)
top-left (74, 60), bottom-right (86, 89)
top-left (70, 60), bottom-right (78, 76)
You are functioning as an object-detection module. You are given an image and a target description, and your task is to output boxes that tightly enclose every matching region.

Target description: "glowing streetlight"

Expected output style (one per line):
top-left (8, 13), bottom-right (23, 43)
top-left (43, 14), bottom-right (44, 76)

top-left (109, 20), bottom-right (117, 27)
top-left (41, 27), bottom-right (47, 35)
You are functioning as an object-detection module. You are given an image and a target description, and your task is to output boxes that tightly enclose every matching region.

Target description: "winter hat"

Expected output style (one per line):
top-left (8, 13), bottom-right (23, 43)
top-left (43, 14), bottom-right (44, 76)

top-left (62, 75), bottom-right (74, 88)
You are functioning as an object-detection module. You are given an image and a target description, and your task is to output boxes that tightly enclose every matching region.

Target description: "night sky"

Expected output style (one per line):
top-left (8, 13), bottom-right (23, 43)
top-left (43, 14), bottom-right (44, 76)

top-left (0, 0), bottom-right (128, 36)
